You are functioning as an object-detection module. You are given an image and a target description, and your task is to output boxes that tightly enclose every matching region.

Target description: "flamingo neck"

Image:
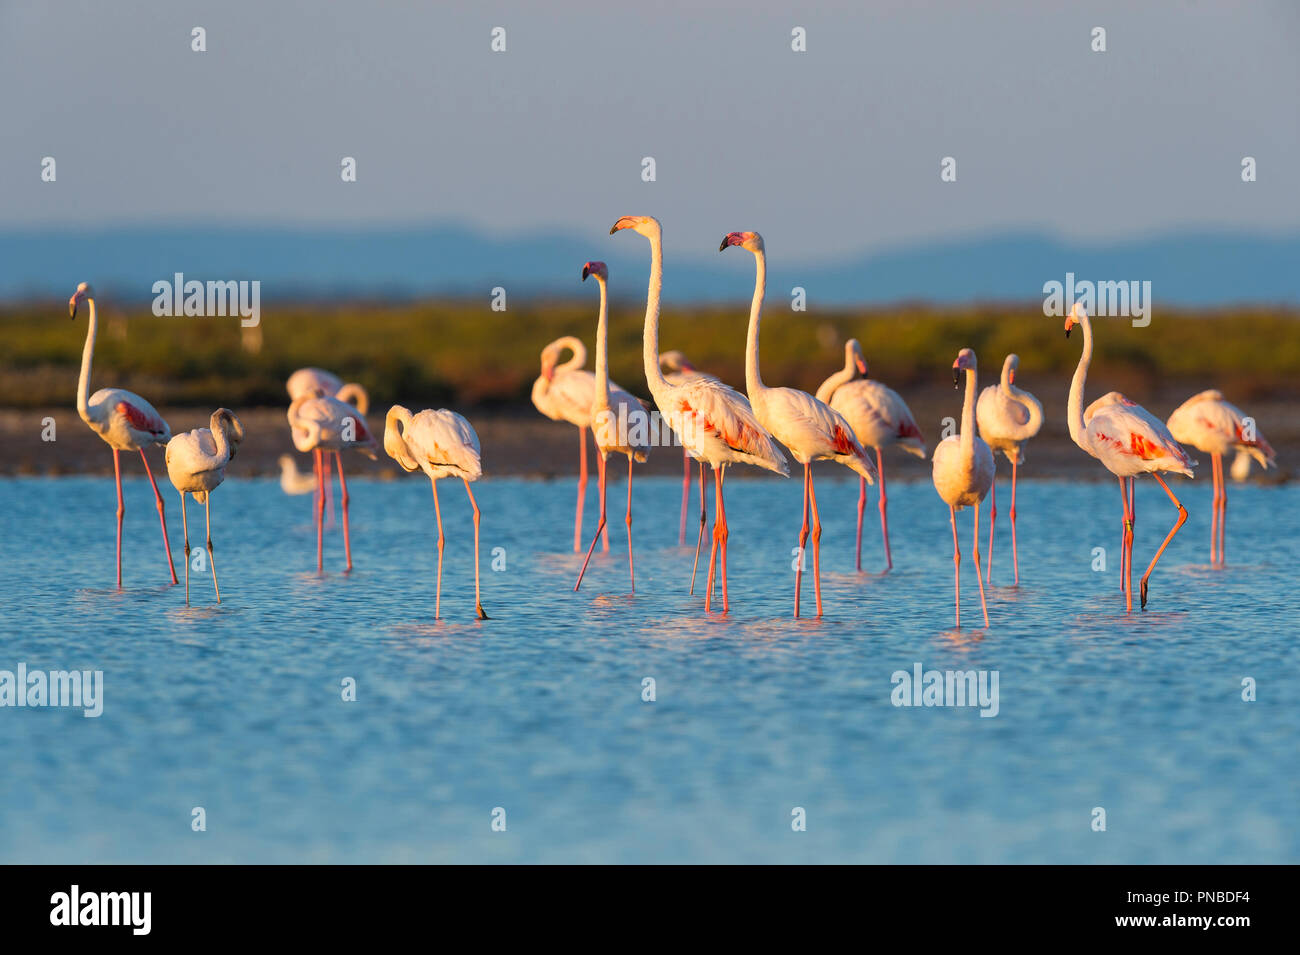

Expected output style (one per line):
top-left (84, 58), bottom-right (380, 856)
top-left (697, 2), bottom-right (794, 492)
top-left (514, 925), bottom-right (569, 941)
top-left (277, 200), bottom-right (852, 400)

top-left (744, 247), bottom-right (767, 398)
top-left (960, 366), bottom-right (977, 463)
top-left (1067, 314), bottom-right (1093, 449)
top-left (814, 362), bottom-right (854, 406)
top-left (76, 298), bottom-right (97, 422)
top-left (558, 336), bottom-right (587, 373)
top-left (209, 413), bottom-right (233, 464)
top-left (641, 229), bottom-right (670, 397)
top-left (999, 358), bottom-right (1014, 395)
top-left (592, 278), bottom-right (612, 410)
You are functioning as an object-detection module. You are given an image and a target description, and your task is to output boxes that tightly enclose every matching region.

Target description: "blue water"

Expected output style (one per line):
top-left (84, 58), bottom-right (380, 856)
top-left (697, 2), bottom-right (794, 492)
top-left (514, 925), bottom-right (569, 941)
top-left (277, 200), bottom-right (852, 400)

top-left (1, 473), bottom-right (1295, 863)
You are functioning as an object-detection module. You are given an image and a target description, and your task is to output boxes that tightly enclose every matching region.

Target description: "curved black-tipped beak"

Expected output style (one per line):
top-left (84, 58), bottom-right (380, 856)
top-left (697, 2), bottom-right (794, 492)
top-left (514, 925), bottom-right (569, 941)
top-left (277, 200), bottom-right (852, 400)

top-left (582, 265), bottom-right (590, 281)
top-left (952, 368), bottom-right (960, 388)
top-left (719, 238), bottom-right (729, 252)
top-left (609, 225), bottom-right (618, 235)
top-left (69, 302), bottom-right (77, 319)
top-left (1065, 327), bottom-right (1072, 339)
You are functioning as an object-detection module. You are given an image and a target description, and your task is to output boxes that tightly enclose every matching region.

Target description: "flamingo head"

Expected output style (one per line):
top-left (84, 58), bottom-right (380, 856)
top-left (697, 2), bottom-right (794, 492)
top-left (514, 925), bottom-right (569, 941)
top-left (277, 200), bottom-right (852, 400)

top-left (581, 260), bottom-right (608, 283)
top-left (609, 215), bottom-right (660, 238)
top-left (659, 350), bottom-right (695, 374)
top-left (1004, 353), bottom-right (1020, 386)
top-left (719, 231), bottom-right (764, 253)
top-left (846, 339), bottom-right (868, 377)
top-left (212, 408), bottom-right (245, 458)
top-left (952, 348), bottom-right (977, 388)
top-left (1065, 302), bottom-right (1088, 337)
top-left (68, 281), bottom-right (94, 318)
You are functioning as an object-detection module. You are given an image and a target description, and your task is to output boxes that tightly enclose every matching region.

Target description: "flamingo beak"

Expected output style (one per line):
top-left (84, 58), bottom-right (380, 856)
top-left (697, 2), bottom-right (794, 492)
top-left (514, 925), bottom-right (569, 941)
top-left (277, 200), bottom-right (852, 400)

top-left (952, 368), bottom-right (961, 388)
top-left (1009, 370), bottom-right (1016, 385)
top-left (582, 265), bottom-right (590, 281)
top-left (1065, 326), bottom-right (1073, 339)
top-left (856, 358), bottom-right (867, 375)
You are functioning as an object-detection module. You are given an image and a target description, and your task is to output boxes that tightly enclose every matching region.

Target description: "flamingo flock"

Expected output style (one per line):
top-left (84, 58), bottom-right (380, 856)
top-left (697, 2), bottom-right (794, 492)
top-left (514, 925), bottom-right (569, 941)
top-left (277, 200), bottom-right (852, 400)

top-left (64, 217), bottom-right (1277, 626)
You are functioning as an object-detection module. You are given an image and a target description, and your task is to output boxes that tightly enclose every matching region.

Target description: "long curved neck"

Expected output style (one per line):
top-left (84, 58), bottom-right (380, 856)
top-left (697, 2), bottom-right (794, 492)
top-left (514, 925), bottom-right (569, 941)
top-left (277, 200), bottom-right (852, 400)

top-left (559, 336), bottom-right (587, 373)
top-left (210, 413), bottom-right (234, 464)
top-left (815, 356), bottom-right (855, 405)
top-left (592, 278), bottom-right (611, 410)
top-left (960, 367), bottom-right (977, 463)
top-left (641, 229), bottom-right (670, 395)
top-left (76, 298), bottom-right (97, 421)
top-left (1067, 315), bottom-right (1093, 448)
top-left (744, 248), bottom-right (767, 397)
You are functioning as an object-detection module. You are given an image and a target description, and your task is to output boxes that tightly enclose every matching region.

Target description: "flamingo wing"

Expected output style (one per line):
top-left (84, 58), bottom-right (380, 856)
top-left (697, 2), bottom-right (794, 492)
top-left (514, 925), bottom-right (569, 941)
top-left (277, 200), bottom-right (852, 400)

top-left (674, 379), bottom-right (788, 474)
top-left (1088, 401), bottom-right (1195, 475)
top-left (411, 409), bottom-right (482, 479)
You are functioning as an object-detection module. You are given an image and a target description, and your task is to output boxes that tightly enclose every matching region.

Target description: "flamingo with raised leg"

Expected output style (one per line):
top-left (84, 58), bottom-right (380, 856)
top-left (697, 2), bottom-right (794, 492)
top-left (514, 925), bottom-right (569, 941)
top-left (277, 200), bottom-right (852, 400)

top-left (660, 350), bottom-right (717, 547)
top-left (816, 338), bottom-right (925, 573)
top-left (611, 216), bottom-right (787, 614)
top-left (1166, 390), bottom-right (1274, 566)
top-left (1065, 303), bottom-right (1195, 611)
top-left (932, 349), bottom-right (995, 629)
top-left (575, 262), bottom-right (650, 593)
top-left (69, 282), bottom-right (178, 589)
top-left (976, 354), bottom-right (1043, 586)
top-left (721, 231), bottom-right (876, 618)
top-left (384, 405), bottom-right (487, 620)
top-left (287, 394), bottom-right (378, 573)
top-left (165, 409), bottom-right (244, 605)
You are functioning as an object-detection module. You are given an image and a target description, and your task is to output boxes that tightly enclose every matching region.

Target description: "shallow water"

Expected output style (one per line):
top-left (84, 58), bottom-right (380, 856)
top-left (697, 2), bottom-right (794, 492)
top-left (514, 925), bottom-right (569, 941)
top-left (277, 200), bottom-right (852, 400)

top-left (1, 472), bottom-right (1295, 863)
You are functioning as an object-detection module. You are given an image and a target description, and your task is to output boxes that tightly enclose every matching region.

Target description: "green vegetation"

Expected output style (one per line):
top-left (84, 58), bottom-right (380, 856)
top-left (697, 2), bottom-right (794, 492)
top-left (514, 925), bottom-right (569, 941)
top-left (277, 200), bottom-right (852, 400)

top-left (2, 299), bottom-right (1296, 409)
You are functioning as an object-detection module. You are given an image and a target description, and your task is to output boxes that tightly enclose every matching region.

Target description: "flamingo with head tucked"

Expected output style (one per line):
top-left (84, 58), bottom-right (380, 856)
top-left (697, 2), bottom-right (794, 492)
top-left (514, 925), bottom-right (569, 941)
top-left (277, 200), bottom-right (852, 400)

top-left (166, 409), bottom-right (244, 604)
top-left (816, 338), bottom-right (925, 573)
top-left (976, 353), bottom-right (1043, 586)
top-left (286, 368), bottom-right (368, 524)
top-left (932, 349), bottom-right (996, 629)
top-left (1166, 390), bottom-right (1274, 566)
top-left (611, 216), bottom-right (788, 614)
top-left (384, 405), bottom-right (487, 620)
top-left (69, 282), bottom-right (178, 589)
top-left (1065, 303), bottom-right (1195, 611)
top-left (721, 231), bottom-right (876, 618)
top-left (575, 262), bottom-right (650, 593)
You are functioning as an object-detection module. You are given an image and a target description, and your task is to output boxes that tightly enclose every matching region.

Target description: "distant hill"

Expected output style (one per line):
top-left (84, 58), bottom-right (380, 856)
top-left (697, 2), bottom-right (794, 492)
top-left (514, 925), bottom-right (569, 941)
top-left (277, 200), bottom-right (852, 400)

top-left (1, 225), bottom-right (1296, 306)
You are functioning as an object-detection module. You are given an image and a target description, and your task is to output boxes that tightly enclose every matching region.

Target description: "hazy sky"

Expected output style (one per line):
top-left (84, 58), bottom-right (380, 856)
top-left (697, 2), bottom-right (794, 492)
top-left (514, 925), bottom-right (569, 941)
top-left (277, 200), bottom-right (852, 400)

top-left (3, 0), bottom-right (1297, 260)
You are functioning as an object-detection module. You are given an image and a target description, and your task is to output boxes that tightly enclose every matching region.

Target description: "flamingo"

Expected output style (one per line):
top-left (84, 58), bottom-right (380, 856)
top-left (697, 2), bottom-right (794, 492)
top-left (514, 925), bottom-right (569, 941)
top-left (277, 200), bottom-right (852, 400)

top-left (68, 282), bottom-right (179, 589)
top-left (660, 350), bottom-right (718, 547)
top-left (611, 216), bottom-right (787, 614)
top-left (531, 337), bottom-right (644, 554)
top-left (975, 354), bottom-right (1044, 586)
top-left (1166, 390), bottom-right (1274, 566)
top-left (278, 455), bottom-right (318, 495)
top-left (816, 338), bottom-right (926, 573)
top-left (1065, 303), bottom-right (1195, 611)
top-left (286, 368), bottom-right (368, 528)
top-left (287, 394), bottom-right (379, 573)
top-left (932, 349), bottom-right (995, 629)
top-left (165, 409), bottom-right (244, 604)
top-left (384, 405), bottom-right (487, 620)
top-left (720, 231), bottom-right (875, 618)
top-left (575, 262), bottom-right (650, 593)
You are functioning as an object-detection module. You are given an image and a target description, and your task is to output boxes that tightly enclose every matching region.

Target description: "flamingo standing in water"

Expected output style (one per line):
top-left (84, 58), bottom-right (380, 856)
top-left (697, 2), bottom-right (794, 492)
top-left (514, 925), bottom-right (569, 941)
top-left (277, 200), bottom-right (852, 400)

top-left (660, 351), bottom-right (717, 546)
top-left (69, 282), bottom-right (178, 589)
top-left (165, 409), bottom-right (244, 604)
top-left (1065, 303), bottom-right (1194, 611)
top-left (816, 339), bottom-right (925, 573)
top-left (575, 262), bottom-right (650, 593)
top-left (1166, 390), bottom-right (1274, 566)
top-left (721, 231), bottom-right (876, 618)
top-left (286, 368), bottom-right (368, 526)
top-left (287, 395), bottom-right (379, 573)
top-left (531, 337), bottom-right (643, 553)
top-left (384, 405), bottom-right (487, 620)
top-left (932, 349), bottom-right (995, 629)
top-left (976, 354), bottom-right (1043, 585)
top-left (611, 216), bottom-right (787, 613)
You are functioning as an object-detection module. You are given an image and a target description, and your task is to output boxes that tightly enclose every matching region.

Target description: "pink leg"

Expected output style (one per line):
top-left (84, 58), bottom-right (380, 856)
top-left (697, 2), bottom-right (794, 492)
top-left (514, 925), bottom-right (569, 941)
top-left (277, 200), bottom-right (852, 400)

top-left (985, 473), bottom-right (997, 586)
top-left (431, 479), bottom-right (444, 618)
top-left (574, 426), bottom-right (588, 553)
top-left (949, 505), bottom-right (960, 629)
top-left (1208, 452), bottom-right (1219, 565)
top-left (464, 479), bottom-right (487, 619)
top-left (599, 436), bottom-right (610, 552)
top-left (1009, 457), bottom-right (1020, 586)
top-left (794, 463), bottom-right (810, 618)
top-left (575, 453), bottom-right (608, 591)
top-left (679, 448), bottom-right (690, 546)
top-left (705, 467), bottom-right (719, 611)
top-left (855, 475), bottom-right (866, 573)
top-left (113, 449), bottom-right (124, 589)
top-left (1219, 454), bottom-right (1227, 567)
top-left (690, 461), bottom-right (707, 595)
top-left (1140, 473), bottom-right (1188, 610)
top-left (1117, 476), bottom-right (1129, 601)
top-left (808, 465), bottom-right (823, 617)
top-left (323, 452), bottom-right (334, 529)
top-left (315, 448), bottom-right (325, 574)
top-left (625, 456), bottom-right (635, 592)
top-left (973, 500), bottom-right (989, 627)
top-left (140, 449), bottom-right (178, 585)
top-left (716, 466), bottom-right (730, 613)
top-left (877, 447), bottom-right (892, 572)
top-left (336, 451), bottom-right (353, 572)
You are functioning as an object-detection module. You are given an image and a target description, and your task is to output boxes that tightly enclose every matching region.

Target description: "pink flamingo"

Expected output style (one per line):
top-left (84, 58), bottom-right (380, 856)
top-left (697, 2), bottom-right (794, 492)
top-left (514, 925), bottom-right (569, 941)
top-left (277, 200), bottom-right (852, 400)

top-left (287, 394), bottom-right (378, 573)
top-left (660, 350), bottom-right (718, 547)
top-left (612, 216), bottom-right (788, 613)
top-left (1065, 303), bottom-right (1195, 611)
top-left (69, 282), bottom-right (178, 589)
top-left (165, 409), bottom-right (244, 605)
top-left (384, 405), bottom-right (487, 620)
top-left (975, 354), bottom-right (1043, 585)
top-left (721, 231), bottom-right (876, 618)
top-left (286, 368), bottom-right (368, 526)
top-left (531, 337), bottom-right (643, 554)
top-left (932, 349), bottom-right (995, 629)
top-left (1166, 390), bottom-right (1274, 566)
top-left (575, 262), bottom-right (650, 593)
top-left (816, 338), bottom-right (926, 573)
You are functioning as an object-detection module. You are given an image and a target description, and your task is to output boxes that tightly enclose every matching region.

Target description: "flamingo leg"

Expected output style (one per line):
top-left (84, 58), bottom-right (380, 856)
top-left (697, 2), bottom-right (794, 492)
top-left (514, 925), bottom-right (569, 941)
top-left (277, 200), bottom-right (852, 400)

top-left (625, 455), bottom-right (635, 592)
top-left (575, 453), bottom-right (608, 592)
top-left (690, 460), bottom-right (707, 595)
top-left (855, 475), bottom-right (866, 573)
top-left (312, 449), bottom-right (321, 530)
top-left (113, 449), bottom-right (124, 589)
top-left (178, 489), bottom-right (190, 605)
top-left (705, 466), bottom-right (719, 612)
top-left (679, 447), bottom-right (690, 546)
top-left (949, 505), bottom-right (960, 629)
top-left (808, 464), bottom-right (823, 617)
top-left (599, 452), bottom-right (610, 551)
top-left (1009, 457), bottom-right (1020, 586)
top-left (315, 448), bottom-right (325, 574)
top-left (205, 494), bottom-right (220, 603)
top-left (574, 425), bottom-right (588, 552)
top-left (1219, 454), bottom-right (1228, 567)
top-left (323, 452), bottom-right (334, 529)
top-left (336, 451), bottom-right (352, 573)
top-left (877, 447), bottom-right (892, 572)
top-left (716, 465), bottom-right (730, 613)
top-left (1211, 452), bottom-right (1221, 565)
top-left (794, 463), bottom-right (810, 618)
top-left (464, 478), bottom-right (487, 619)
top-left (140, 449), bottom-right (178, 585)
top-left (1140, 473), bottom-right (1187, 610)
top-left (430, 478), bottom-right (444, 618)
top-left (986, 473), bottom-right (997, 586)
top-left (1117, 475), bottom-right (1131, 605)
top-left (1127, 476), bottom-right (1136, 612)
top-left (973, 499), bottom-right (989, 627)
